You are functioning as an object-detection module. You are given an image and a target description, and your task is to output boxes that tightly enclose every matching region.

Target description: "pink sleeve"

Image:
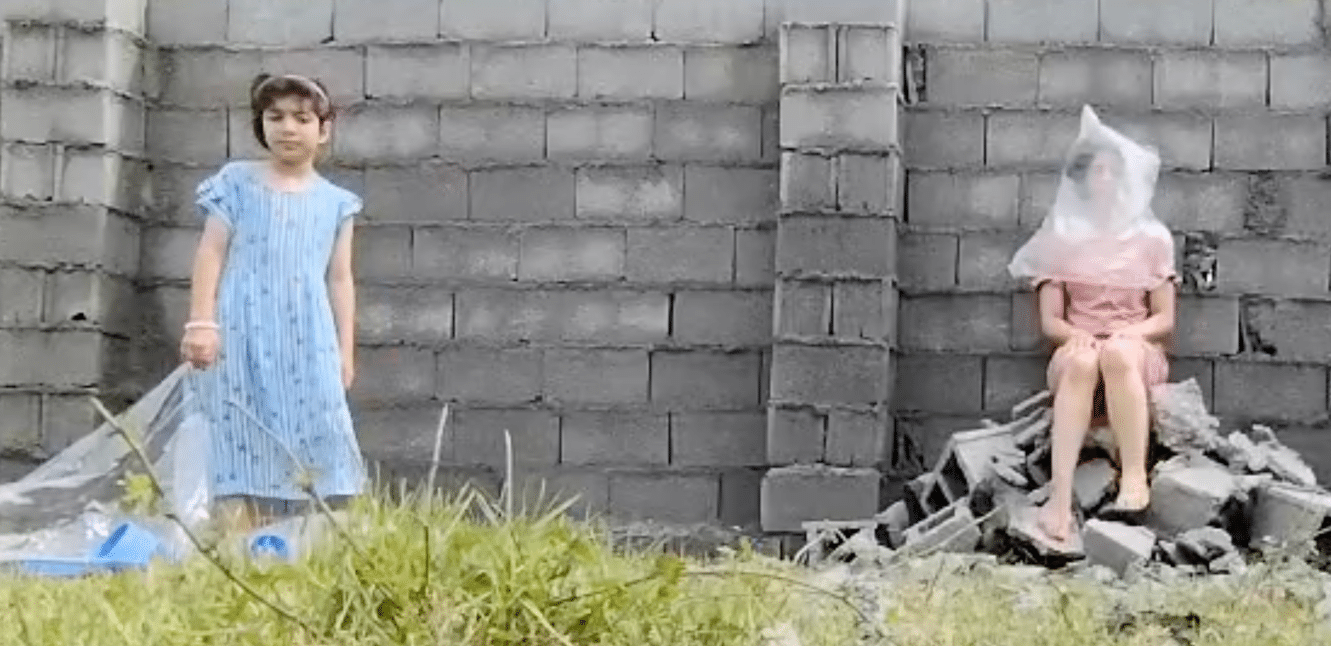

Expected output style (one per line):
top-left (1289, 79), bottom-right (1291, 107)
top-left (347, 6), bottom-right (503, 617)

top-left (1147, 236), bottom-right (1177, 288)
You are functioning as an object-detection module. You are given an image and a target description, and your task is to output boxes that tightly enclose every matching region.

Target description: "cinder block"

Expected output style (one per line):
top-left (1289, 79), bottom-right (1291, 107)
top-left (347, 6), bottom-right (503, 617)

top-left (519, 227), bottom-right (626, 282)
top-left (760, 465), bottom-right (880, 532)
top-left (832, 281), bottom-right (894, 342)
top-left (439, 105), bottom-right (545, 162)
top-left (686, 165), bottom-right (778, 224)
top-left (901, 498), bottom-right (982, 555)
top-left (1147, 463), bottom-right (1238, 536)
top-left (956, 232), bottom-right (1021, 290)
top-left (350, 346), bottom-right (437, 404)
top-left (353, 225), bottom-right (412, 279)
top-left (903, 110), bottom-right (985, 169)
top-left (983, 355), bottom-right (1048, 412)
top-left (987, 0), bottom-right (1098, 43)
top-left (900, 294), bottom-right (1011, 352)
top-left (925, 48), bottom-right (1039, 107)
top-left (984, 111), bottom-right (1079, 168)
top-left (1074, 458), bottom-right (1116, 511)
top-left (470, 44), bottom-right (576, 100)
top-left (225, 108), bottom-right (265, 160)
top-left (0, 204), bottom-right (131, 272)
top-left (906, 172), bottom-right (1020, 228)
top-left (366, 44), bottom-right (468, 99)
top-left (228, 0), bottom-right (333, 45)
top-left (1099, 0), bottom-right (1212, 45)
top-left (66, 29), bottom-right (147, 95)
top-left (1214, 0), bottom-right (1322, 46)
top-left (1240, 300), bottom-right (1331, 363)
top-left (543, 349), bottom-right (650, 404)
top-left (905, 0), bottom-right (984, 41)
top-left (1010, 291), bottom-right (1044, 351)
top-left (1215, 115), bottom-right (1326, 171)
top-left (685, 46), bottom-right (778, 104)
top-left (609, 473), bottom-right (720, 524)
top-left (1174, 296), bottom-right (1240, 356)
top-left (673, 290), bottom-right (773, 346)
top-left (576, 166), bottom-right (683, 222)
top-left (549, 0), bottom-right (651, 40)
top-left (838, 25), bottom-right (902, 85)
top-left (899, 233), bottom-right (957, 292)
top-left (1216, 239), bottom-right (1329, 297)
top-left (1038, 49), bottom-right (1152, 108)
top-left (578, 46), bottom-right (683, 100)
top-left (437, 348), bottom-right (541, 404)
top-left (775, 216), bottom-right (896, 278)
top-left (781, 152), bottom-right (835, 212)
top-left (333, 105), bottom-right (440, 162)
top-left (1249, 482), bottom-right (1331, 550)
top-left (1017, 172), bottom-right (1059, 227)
top-left (364, 163), bottom-right (466, 223)
top-left (838, 153), bottom-right (902, 216)
top-left (440, 0), bottom-right (546, 40)
top-left (672, 412), bottom-right (766, 467)
top-left (767, 406), bottom-right (825, 463)
top-left (450, 409), bottom-right (559, 469)
top-left (735, 228), bottom-right (775, 286)
top-left (1215, 362), bottom-right (1327, 420)
top-left (1154, 51), bottom-right (1267, 110)
top-left (656, 0), bottom-right (764, 43)
top-left (1269, 53), bottom-right (1331, 110)
top-left (720, 469), bottom-right (764, 527)
top-left (547, 107), bottom-right (654, 160)
top-left (0, 268), bottom-right (44, 327)
top-left (41, 392), bottom-right (102, 454)
top-left (139, 226), bottom-right (197, 281)
top-left (514, 468), bottom-right (610, 519)
top-left (454, 290), bottom-right (669, 343)
top-left (147, 108), bottom-right (227, 164)
top-left (250, 47), bottom-right (365, 107)
top-left (780, 86), bottom-right (899, 151)
top-left (766, 0), bottom-right (906, 35)
top-left (44, 271), bottom-right (135, 335)
top-left (1286, 177), bottom-right (1331, 238)
top-left (1155, 172), bottom-right (1245, 233)
top-left (779, 24), bottom-right (833, 85)
top-left (471, 167), bottom-right (576, 222)
top-left (895, 353), bottom-right (984, 413)
top-left (761, 106), bottom-right (780, 162)
top-left (334, 0), bottom-right (439, 41)
top-left (0, 393), bottom-right (41, 453)
top-left (1083, 520), bottom-right (1156, 577)
top-left (356, 286), bottom-right (453, 343)
top-left (655, 104), bottom-right (763, 162)
top-left (412, 227), bottom-right (516, 280)
top-left (158, 47), bottom-right (262, 107)
top-left (826, 409), bottom-right (891, 467)
top-left (1105, 112), bottom-right (1214, 172)
top-left (626, 227), bottom-right (734, 283)
top-left (770, 344), bottom-right (890, 405)
top-left (775, 280), bottom-right (831, 337)
top-left (560, 411), bottom-right (669, 465)
top-left (651, 351), bottom-right (763, 408)
top-left (148, 0), bottom-right (228, 44)
top-left (4, 23), bottom-right (58, 82)
top-left (2, 87), bottom-right (143, 152)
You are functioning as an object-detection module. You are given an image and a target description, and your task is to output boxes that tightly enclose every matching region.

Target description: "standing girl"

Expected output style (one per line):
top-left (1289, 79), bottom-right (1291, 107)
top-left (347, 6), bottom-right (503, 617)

top-left (179, 73), bottom-right (365, 531)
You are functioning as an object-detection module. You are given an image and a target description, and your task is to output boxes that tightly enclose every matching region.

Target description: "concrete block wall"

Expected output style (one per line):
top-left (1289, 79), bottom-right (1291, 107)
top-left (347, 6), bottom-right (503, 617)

top-left (899, 0), bottom-right (1331, 481)
top-left (0, 0), bottom-right (150, 469)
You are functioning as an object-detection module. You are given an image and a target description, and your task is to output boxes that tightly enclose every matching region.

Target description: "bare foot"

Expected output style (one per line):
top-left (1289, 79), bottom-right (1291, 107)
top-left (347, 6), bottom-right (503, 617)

top-left (1112, 478), bottom-right (1150, 511)
top-left (1037, 501), bottom-right (1073, 543)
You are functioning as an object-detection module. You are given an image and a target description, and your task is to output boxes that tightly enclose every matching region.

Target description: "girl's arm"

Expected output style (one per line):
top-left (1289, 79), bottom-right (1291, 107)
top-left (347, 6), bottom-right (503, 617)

top-left (1037, 281), bottom-right (1085, 346)
top-left (1111, 280), bottom-right (1176, 343)
top-left (328, 220), bottom-right (356, 385)
top-left (188, 217), bottom-right (230, 323)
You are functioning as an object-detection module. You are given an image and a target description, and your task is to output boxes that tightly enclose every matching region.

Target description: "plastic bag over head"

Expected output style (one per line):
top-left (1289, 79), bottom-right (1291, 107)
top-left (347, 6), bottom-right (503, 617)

top-left (1007, 105), bottom-right (1176, 291)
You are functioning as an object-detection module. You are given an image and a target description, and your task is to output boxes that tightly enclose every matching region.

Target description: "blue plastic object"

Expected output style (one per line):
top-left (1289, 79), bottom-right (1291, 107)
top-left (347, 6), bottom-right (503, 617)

top-left (251, 534), bottom-right (290, 560)
top-left (94, 522), bottom-right (162, 570)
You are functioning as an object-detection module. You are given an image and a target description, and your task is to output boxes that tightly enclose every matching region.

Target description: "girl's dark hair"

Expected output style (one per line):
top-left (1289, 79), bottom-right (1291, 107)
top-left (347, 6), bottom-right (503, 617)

top-left (1063, 144), bottom-right (1124, 185)
top-left (248, 73), bottom-right (335, 149)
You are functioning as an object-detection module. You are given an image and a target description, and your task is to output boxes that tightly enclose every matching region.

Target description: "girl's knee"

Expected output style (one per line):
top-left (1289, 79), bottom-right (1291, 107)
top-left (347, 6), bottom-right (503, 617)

top-left (1099, 339), bottom-right (1142, 376)
top-left (1062, 347), bottom-right (1100, 380)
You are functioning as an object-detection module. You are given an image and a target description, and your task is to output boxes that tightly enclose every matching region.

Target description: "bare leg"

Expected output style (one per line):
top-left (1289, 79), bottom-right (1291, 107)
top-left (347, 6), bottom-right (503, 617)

top-left (1039, 346), bottom-right (1101, 543)
top-left (1100, 339), bottom-right (1151, 510)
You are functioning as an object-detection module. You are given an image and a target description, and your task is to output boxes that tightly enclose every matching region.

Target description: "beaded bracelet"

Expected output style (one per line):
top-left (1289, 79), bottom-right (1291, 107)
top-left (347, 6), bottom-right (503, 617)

top-left (184, 321), bottom-right (219, 331)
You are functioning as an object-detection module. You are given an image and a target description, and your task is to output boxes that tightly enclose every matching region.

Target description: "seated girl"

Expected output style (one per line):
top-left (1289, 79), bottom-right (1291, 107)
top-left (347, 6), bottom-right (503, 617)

top-left (1008, 106), bottom-right (1178, 551)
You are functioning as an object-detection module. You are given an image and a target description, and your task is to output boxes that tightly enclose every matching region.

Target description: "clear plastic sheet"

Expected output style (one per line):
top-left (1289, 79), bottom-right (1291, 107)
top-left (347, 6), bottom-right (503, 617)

top-left (0, 365), bottom-right (213, 566)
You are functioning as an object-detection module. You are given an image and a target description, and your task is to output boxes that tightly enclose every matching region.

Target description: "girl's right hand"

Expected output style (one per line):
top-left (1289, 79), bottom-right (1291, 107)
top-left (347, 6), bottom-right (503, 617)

top-left (181, 325), bottom-right (221, 368)
top-left (1066, 328), bottom-right (1097, 351)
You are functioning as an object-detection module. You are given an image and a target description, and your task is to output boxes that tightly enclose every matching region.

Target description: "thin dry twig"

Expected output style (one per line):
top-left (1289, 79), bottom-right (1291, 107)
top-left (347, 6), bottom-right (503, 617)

top-left (426, 404), bottom-right (451, 502)
top-left (88, 396), bottom-right (320, 636)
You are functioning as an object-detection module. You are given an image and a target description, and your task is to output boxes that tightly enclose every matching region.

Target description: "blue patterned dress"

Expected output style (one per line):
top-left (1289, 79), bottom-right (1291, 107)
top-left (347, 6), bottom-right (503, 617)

top-left (193, 160), bottom-right (366, 503)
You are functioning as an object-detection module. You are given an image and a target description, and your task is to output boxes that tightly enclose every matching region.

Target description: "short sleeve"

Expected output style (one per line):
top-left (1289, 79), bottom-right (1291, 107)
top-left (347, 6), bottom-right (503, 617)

top-left (1146, 235), bottom-right (1178, 288)
top-left (195, 165), bottom-right (234, 228)
top-left (338, 193), bottom-right (363, 226)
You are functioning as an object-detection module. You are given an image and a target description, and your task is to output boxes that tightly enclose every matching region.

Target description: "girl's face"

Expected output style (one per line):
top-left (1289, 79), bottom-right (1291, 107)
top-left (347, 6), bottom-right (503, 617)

top-left (1087, 151), bottom-right (1120, 206)
top-left (260, 95), bottom-right (329, 165)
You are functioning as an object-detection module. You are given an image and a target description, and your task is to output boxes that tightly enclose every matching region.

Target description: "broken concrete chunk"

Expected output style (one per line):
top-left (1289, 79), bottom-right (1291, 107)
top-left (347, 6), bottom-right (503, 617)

top-left (1218, 431), bottom-right (1268, 473)
top-left (1249, 482), bottom-right (1331, 551)
top-left (1176, 527), bottom-right (1234, 563)
top-left (1074, 458), bottom-right (1117, 512)
top-left (901, 498), bottom-right (981, 556)
top-left (1262, 443), bottom-right (1318, 488)
top-left (1012, 390), bottom-right (1052, 421)
top-left (1149, 379), bottom-right (1222, 453)
top-left (1156, 540), bottom-right (1192, 567)
top-left (1251, 424), bottom-right (1278, 444)
top-left (1208, 551), bottom-right (1247, 575)
top-left (875, 501), bottom-right (911, 549)
top-left (1147, 463), bottom-right (1238, 537)
top-left (1084, 519), bottom-right (1155, 578)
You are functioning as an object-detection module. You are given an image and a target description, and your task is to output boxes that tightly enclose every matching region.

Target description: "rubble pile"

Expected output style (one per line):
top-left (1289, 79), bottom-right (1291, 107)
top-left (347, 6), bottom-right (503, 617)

top-left (802, 378), bottom-right (1331, 578)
